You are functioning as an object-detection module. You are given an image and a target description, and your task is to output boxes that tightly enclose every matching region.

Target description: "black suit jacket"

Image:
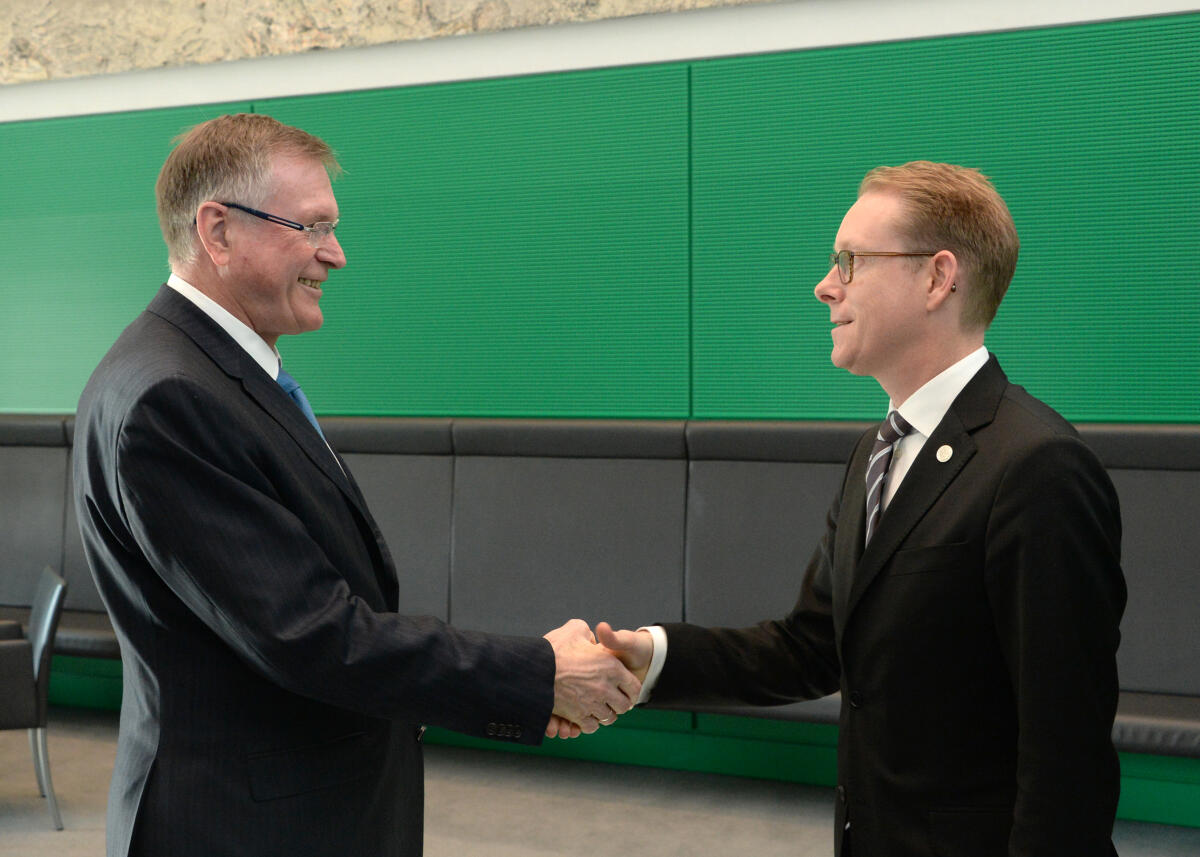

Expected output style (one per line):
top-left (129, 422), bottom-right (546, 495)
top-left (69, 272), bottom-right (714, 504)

top-left (74, 285), bottom-right (556, 857)
top-left (654, 356), bottom-right (1126, 857)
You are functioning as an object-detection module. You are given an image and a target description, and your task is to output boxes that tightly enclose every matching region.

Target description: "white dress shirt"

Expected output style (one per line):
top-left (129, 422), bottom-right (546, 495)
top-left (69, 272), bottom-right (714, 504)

top-left (167, 273), bottom-right (282, 378)
top-left (165, 274), bottom-right (341, 468)
top-left (636, 346), bottom-right (991, 703)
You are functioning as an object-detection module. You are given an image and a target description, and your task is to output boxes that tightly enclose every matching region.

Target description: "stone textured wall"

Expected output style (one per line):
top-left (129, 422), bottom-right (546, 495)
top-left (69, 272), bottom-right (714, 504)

top-left (2, 0), bottom-right (771, 85)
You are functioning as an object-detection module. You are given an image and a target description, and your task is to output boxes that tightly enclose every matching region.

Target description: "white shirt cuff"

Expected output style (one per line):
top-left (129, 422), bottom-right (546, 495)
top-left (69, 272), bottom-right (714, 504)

top-left (636, 625), bottom-right (668, 705)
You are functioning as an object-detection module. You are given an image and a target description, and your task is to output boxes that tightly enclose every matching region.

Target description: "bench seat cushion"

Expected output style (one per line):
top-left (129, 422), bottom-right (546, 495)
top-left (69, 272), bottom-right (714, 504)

top-left (0, 605), bottom-right (120, 659)
top-left (1113, 691), bottom-right (1200, 757)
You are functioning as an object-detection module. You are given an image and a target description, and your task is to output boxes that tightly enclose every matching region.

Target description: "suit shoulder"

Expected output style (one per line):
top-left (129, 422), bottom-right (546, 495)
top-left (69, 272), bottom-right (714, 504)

top-left (84, 310), bottom-right (226, 394)
top-left (989, 384), bottom-right (1111, 486)
top-left (77, 312), bottom-right (237, 445)
top-left (996, 382), bottom-right (1078, 441)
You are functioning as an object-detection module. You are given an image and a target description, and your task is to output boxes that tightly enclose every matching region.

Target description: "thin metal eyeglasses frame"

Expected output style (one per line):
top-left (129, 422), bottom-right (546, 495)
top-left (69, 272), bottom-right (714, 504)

top-left (220, 202), bottom-right (339, 247)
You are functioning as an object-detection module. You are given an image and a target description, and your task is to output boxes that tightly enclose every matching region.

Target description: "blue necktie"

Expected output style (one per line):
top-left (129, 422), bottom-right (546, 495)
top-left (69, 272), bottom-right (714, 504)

top-left (276, 368), bottom-right (324, 438)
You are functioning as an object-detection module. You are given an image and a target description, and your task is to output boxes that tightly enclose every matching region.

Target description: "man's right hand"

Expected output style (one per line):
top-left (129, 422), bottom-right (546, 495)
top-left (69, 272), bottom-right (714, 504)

top-left (543, 619), bottom-right (641, 734)
top-left (595, 621), bottom-right (654, 683)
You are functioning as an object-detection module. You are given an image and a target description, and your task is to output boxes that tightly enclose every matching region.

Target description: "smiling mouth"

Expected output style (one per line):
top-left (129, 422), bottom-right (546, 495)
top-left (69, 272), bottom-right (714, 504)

top-left (299, 278), bottom-right (322, 290)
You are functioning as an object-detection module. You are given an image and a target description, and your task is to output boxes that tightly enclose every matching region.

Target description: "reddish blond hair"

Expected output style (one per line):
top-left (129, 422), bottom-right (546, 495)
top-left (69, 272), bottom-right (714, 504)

top-left (860, 161), bottom-right (1018, 329)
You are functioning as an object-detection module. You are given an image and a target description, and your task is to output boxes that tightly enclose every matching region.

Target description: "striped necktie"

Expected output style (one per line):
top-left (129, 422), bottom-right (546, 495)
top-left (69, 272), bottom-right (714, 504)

top-left (864, 410), bottom-right (913, 546)
top-left (276, 368), bottom-right (324, 439)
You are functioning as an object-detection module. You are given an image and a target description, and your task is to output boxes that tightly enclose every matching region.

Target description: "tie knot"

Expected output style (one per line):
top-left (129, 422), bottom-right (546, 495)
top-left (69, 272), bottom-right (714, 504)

top-left (276, 368), bottom-right (301, 395)
top-left (877, 410), bottom-right (914, 445)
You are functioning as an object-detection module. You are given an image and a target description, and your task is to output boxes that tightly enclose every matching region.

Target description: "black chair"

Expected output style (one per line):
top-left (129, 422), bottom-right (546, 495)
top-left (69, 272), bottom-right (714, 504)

top-left (0, 566), bottom-right (68, 829)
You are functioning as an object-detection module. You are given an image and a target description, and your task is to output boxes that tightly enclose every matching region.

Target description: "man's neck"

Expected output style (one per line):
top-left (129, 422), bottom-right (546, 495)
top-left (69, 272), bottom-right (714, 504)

top-left (172, 265), bottom-right (269, 345)
top-left (882, 338), bottom-right (985, 407)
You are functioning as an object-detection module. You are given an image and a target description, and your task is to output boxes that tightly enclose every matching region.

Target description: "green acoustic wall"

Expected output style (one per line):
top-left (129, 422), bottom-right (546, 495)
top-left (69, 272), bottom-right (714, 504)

top-left (3, 102), bottom-right (251, 412)
top-left (1, 13), bottom-right (1197, 422)
top-left (255, 66), bottom-right (690, 417)
top-left (691, 13), bottom-right (1200, 421)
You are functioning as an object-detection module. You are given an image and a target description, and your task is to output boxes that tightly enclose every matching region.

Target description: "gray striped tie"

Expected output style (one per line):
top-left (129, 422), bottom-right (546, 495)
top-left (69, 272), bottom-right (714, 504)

top-left (864, 410), bottom-right (913, 546)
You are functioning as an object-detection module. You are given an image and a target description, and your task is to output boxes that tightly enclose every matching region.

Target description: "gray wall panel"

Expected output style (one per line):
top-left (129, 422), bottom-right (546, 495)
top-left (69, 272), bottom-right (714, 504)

top-left (1111, 469), bottom-right (1200, 696)
top-left (62, 457), bottom-right (107, 611)
top-left (342, 453), bottom-right (453, 621)
top-left (452, 457), bottom-right (686, 636)
top-left (0, 446), bottom-right (67, 605)
top-left (685, 460), bottom-right (845, 627)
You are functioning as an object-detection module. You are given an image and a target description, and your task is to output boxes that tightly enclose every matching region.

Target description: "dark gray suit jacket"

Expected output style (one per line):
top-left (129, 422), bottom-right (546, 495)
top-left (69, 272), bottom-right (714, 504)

top-left (74, 285), bottom-right (555, 857)
top-left (653, 356), bottom-right (1126, 857)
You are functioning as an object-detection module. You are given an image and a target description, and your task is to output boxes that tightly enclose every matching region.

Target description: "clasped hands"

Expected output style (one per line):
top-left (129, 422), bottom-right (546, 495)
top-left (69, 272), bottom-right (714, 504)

top-left (542, 620), bottom-right (654, 739)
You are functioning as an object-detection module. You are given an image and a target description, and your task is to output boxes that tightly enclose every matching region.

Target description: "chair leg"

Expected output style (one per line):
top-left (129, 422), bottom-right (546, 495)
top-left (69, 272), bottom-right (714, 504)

top-left (29, 728), bottom-right (46, 796)
top-left (32, 727), bottom-right (64, 830)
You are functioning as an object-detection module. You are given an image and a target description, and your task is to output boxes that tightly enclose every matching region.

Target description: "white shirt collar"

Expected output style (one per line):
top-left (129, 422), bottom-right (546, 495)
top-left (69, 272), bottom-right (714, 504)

top-left (166, 273), bottom-right (282, 380)
top-left (891, 346), bottom-right (990, 439)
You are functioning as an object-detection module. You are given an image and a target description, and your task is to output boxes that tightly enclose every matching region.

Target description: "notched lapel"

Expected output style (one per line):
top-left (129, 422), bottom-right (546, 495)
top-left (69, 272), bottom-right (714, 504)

top-left (147, 285), bottom-right (397, 605)
top-left (241, 372), bottom-right (363, 511)
top-left (152, 287), bottom-right (367, 517)
top-left (843, 412), bottom-right (978, 622)
top-left (832, 432), bottom-right (871, 643)
top-left (834, 355), bottom-right (1010, 635)
top-left (244, 373), bottom-right (402, 608)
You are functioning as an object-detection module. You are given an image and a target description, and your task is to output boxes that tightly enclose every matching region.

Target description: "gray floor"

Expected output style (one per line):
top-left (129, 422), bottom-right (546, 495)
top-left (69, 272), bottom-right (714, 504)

top-left (3, 707), bottom-right (1199, 856)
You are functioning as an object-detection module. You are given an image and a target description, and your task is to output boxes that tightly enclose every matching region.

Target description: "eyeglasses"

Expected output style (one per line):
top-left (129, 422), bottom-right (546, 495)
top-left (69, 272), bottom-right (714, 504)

top-left (827, 250), bottom-right (936, 285)
top-left (221, 202), bottom-right (339, 248)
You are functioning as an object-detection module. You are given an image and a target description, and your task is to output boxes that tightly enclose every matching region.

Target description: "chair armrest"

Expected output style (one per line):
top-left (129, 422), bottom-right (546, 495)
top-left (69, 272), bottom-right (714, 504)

top-left (0, 619), bottom-right (22, 640)
top-left (0, 639), bottom-right (37, 728)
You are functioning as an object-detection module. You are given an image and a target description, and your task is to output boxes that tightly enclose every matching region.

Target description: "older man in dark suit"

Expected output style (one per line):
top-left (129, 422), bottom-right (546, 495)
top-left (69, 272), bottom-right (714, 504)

top-left (73, 113), bottom-right (638, 857)
top-left (598, 162), bottom-right (1126, 857)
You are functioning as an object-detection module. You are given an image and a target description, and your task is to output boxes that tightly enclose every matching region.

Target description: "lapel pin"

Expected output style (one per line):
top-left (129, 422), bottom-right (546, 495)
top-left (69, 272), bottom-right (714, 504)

top-left (936, 445), bottom-right (953, 463)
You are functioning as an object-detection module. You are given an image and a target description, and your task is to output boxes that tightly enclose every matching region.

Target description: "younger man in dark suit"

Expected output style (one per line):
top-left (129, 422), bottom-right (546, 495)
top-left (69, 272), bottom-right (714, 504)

top-left (74, 113), bottom-right (639, 857)
top-left (598, 162), bottom-right (1126, 857)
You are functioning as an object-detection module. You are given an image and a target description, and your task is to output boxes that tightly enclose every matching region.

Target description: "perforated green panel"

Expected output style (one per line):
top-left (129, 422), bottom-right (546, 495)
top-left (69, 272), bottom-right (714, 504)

top-left (692, 14), bottom-right (1200, 421)
top-left (254, 64), bottom-right (690, 417)
top-left (1, 102), bottom-right (251, 412)
top-left (1, 14), bottom-right (1196, 422)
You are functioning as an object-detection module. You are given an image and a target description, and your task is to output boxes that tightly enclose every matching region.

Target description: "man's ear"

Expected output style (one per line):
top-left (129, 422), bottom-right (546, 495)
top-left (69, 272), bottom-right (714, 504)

top-left (925, 249), bottom-right (959, 313)
top-left (194, 202), bottom-right (233, 267)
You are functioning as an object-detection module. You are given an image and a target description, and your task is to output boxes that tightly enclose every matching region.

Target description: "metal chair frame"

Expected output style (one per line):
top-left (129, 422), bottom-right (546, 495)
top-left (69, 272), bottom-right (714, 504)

top-left (0, 566), bottom-right (68, 829)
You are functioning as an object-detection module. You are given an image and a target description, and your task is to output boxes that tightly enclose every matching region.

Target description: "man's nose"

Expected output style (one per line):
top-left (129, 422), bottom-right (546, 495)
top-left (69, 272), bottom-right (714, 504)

top-left (318, 233), bottom-right (346, 269)
top-left (814, 266), bottom-right (842, 304)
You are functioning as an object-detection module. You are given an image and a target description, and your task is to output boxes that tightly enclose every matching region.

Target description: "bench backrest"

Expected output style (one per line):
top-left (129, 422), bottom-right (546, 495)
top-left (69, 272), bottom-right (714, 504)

top-left (2, 415), bottom-right (1196, 697)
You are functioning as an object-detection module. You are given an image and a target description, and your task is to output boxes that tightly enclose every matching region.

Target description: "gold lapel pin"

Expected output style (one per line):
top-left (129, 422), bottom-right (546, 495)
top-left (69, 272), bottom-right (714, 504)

top-left (936, 445), bottom-right (953, 463)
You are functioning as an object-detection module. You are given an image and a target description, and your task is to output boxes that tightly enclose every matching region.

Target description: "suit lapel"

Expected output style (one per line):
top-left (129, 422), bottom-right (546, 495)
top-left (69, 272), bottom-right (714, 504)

top-left (831, 432), bottom-right (870, 637)
top-left (145, 285), bottom-right (367, 520)
top-left (838, 356), bottom-right (1008, 625)
top-left (239, 370), bottom-right (358, 499)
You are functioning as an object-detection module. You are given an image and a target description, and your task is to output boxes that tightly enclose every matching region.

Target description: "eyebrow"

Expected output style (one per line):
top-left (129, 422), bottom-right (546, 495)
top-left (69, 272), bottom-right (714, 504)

top-left (299, 212), bottom-right (339, 225)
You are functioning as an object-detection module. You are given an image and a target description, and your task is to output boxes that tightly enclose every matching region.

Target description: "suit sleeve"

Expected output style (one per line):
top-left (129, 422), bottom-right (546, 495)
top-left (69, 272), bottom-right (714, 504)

top-left (112, 374), bottom-right (555, 743)
top-left (984, 435), bottom-right (1125, 855)
top-left (651, 484), bottom-right (844, 707)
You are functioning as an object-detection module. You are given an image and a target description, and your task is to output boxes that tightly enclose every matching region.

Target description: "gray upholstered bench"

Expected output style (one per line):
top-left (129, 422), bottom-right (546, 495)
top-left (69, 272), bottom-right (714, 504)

top-left (0, 415), bottom-right (119, 660)
top-left (1, 414), bottom-right (1198, 759)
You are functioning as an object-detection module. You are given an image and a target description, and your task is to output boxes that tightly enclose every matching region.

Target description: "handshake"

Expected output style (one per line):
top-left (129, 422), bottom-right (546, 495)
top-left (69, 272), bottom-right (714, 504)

top-left (542, 619), bottom-right (654, 740)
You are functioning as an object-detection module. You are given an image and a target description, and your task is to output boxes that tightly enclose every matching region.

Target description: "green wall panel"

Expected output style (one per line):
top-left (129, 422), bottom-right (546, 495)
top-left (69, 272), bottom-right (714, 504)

top-left (691, 14), bottom-right (1200, 421)
top-left (2, 14), bottom-right (1197, 423)
top-left (0, 102), bottom-right (252, 413)
top-left (254, 64), bottom-right (690, 417)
